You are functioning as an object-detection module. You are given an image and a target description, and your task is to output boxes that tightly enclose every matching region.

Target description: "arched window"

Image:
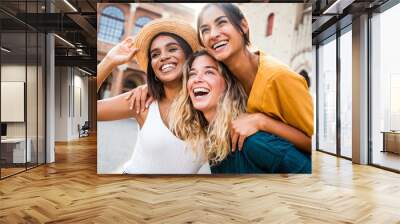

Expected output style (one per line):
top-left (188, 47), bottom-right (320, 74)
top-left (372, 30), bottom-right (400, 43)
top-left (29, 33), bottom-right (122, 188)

top-left (266, 13), bottom-right (274, 37)
top-left (132, 16), bottom-right (152, 36)
top-left (98, 6), bottom-right (125, 44)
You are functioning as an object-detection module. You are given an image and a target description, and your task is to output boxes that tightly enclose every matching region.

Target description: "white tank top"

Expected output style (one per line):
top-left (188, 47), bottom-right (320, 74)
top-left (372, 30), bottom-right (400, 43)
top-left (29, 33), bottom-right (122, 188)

top-left (123, 102), bottom-right (210, 174)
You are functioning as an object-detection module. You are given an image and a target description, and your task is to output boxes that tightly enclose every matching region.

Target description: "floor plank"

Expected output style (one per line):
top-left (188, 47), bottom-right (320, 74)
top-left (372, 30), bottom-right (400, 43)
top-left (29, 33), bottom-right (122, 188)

top-left (0, 135), bottom-right (399, 223)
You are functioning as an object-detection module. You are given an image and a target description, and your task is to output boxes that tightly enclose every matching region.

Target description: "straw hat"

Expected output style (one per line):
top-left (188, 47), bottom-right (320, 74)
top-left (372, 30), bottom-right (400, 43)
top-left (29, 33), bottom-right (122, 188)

top-left (133, 18), bottom-right (201, 72)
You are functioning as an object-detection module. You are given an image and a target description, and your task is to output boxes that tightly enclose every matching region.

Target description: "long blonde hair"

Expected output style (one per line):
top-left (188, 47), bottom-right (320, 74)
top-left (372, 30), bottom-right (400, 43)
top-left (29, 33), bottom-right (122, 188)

top-left (169, 50), bottom-right (247, 165)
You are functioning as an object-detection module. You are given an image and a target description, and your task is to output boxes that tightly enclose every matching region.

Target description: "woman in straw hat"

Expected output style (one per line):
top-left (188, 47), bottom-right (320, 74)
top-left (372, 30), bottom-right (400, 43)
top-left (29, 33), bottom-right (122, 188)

top-left (97, 19), bottom-right (210, 174)
top-left (169, 50), bottom-right (310, 173)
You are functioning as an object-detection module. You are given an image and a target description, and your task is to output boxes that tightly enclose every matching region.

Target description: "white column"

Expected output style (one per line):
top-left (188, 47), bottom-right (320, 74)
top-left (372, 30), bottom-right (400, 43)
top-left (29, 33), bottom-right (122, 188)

top-left (312, 45), bottom-right (317, 151)
top-left (352, 14), bottom-right (369, 164)
top-left (46, 32), bottom-right (55, 163)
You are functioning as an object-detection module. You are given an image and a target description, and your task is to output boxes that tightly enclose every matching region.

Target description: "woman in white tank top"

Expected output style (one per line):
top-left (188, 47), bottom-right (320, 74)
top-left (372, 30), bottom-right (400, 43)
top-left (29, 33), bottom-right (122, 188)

top-left (97, 19), bottom-right (210, 174)
top-left (123, 102), bottom-right (205, 174)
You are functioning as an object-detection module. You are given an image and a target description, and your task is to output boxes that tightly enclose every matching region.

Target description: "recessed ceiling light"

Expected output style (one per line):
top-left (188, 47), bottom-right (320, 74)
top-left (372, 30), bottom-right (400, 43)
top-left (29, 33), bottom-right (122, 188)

top-left (78, 67), bottom-right (92, 76)
top-left (323, 0), bottom-right (355, 15)
top-left (54, 34), bottom-right (75, 48)
top-left (63, 0), bottom-right (78, 12)
top-left (1, 47), bottom-right (11, 53)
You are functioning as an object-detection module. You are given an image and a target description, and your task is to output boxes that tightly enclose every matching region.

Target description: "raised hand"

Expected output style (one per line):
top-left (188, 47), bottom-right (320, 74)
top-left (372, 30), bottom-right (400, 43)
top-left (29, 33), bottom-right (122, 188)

top-left (105, 37), bottom-right (138, 67)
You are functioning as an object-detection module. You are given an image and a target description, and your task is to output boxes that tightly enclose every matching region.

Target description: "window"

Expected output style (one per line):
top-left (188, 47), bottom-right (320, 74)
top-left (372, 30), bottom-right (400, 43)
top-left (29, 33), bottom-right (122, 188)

top-left (132, 16), bottom-right (152, 36)
top-left (339, 28), bottom-right (352, 158)
top-left (266, 13), bottom-right (274, 36)
top-left (390, 75), bottom-right (400, 130)
top-left (371, 3), bottom-right (400, 171)
top-left (318, 36), bottom-right (337, 154)
top-left (98, 6), bottom-right (125, 44)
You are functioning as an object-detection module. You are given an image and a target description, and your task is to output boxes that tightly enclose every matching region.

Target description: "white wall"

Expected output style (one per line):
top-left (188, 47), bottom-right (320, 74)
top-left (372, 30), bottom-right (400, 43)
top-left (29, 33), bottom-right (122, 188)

top-left (1, 63), bottom-right (46, 164)
top-left (55, 66), bottom-right (68, 141)
top-left (54, 67), bottom-right (89, 141)
top-left (239, 3), bottom-right (298, 65)
top-left (73, 73), bottom-right (89, 138)
top-left (238, 3), bottom-right (312, 76)
top-left (1, 65), bottom-right (26, 146)
top-left (1, 65), bottom-right (36, 138)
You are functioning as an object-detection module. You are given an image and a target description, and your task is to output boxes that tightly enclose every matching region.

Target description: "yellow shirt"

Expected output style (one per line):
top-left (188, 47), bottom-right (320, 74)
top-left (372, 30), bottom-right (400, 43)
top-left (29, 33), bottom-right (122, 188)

top-left (247, 51), bottom-right (314, 137)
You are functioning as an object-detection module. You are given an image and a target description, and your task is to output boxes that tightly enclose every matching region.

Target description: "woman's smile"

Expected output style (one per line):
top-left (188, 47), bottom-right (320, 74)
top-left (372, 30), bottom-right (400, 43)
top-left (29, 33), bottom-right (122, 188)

top-left (187, 54), bottom-right (226, 118)
top-left (160, 63), bottom-right (177, 73)
top-left (211, 40), bottom-right (229, 53)
top-left (199, 6), bottom-right (245, 62)
top-left (150, 35), bottom-right (186, 82)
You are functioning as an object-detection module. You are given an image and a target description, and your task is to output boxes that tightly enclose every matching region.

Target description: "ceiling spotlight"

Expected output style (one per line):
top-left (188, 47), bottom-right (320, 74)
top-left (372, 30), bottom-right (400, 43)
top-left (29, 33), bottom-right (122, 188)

top-left (54, 34), bottom-right (75, 48)
top-left (63, 0), bottom-right (78, 12)
top-left (1, 47), bottom-right (11, 53)
top-left (78, 67), bottom-right (92, 76)
top-left (322, 0), bottom-right (355, 15)
top-left (76, 48), bottom-right (85, 55)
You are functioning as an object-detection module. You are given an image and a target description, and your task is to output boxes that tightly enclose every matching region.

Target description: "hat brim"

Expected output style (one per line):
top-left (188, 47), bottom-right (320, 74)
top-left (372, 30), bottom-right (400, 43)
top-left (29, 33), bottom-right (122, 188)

top-left (133, 19), bottom-right (201, 72)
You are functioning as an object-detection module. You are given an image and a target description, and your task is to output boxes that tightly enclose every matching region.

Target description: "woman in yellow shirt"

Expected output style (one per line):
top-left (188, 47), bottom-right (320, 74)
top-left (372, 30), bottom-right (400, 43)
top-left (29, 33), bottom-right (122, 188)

top-left (196, 3), bottom-right (313, 153)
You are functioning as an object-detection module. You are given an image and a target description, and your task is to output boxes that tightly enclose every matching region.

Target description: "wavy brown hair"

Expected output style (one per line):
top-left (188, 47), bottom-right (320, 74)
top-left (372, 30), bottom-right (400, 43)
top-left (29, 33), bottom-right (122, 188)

top-left (169, 50), bottom-right (247, 165)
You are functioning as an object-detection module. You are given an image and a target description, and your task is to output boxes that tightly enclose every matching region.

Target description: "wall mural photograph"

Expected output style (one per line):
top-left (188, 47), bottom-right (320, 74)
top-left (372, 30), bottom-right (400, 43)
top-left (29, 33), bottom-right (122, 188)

top-left (96, 3), bottom-right (313, 175)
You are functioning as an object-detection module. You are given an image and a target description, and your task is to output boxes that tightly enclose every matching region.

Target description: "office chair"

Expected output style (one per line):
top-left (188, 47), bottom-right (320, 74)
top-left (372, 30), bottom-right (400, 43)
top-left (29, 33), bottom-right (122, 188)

top-left (79, 121), bottom-right (90, 138)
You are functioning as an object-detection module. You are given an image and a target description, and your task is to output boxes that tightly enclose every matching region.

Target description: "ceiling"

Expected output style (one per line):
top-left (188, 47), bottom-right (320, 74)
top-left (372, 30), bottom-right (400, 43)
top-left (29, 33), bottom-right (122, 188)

top-left (312, 0), bottom-right (390, 44)
top-left (0, 0), bottom-right (97, 75)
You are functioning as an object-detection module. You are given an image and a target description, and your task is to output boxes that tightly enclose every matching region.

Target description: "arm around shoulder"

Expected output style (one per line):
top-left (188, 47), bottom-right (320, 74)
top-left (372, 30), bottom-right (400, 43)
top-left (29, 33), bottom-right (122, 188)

top-left (97, 91), bottom-right (144, 124)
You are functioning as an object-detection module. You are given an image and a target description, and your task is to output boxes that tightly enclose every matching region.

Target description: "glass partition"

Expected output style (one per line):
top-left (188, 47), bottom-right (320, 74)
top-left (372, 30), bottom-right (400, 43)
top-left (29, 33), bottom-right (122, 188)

top-left (27, 31), bottom-right (38, 169)
top-left (0, 0), bottom-right (46, 179)
top-left (371, 3), bottom-right (400, 171)
top-left (339, 28), bottom-right (352, 158)
top-left (317, 36), bottom-right (337, 154)
top-left (1, 31), bottom-right (28, 177)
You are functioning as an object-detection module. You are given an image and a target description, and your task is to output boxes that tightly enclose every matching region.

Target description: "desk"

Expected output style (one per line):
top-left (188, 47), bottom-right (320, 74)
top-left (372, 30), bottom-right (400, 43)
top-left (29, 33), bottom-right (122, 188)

top-left (1, 138), bottom-right (31, 163)
top-left (382, 131), bottom-right (400, 154)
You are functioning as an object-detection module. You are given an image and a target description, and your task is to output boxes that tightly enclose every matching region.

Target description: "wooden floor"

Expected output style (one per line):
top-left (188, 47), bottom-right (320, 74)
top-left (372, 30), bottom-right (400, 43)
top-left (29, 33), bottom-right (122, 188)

top-left (1, 135), bottom-right (400, 223)
top-left (1, 167), bottom-right (26, 178)
top-left (1, 163), bottom-right (44, 178)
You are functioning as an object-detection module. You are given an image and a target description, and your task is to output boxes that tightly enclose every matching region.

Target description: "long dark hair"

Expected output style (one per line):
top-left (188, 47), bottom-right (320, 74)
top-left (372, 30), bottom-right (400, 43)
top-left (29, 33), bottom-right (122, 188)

top-left (146, 32), bottom-right (193, 100)
top-left (197, 3), bottom-right (250, 47)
